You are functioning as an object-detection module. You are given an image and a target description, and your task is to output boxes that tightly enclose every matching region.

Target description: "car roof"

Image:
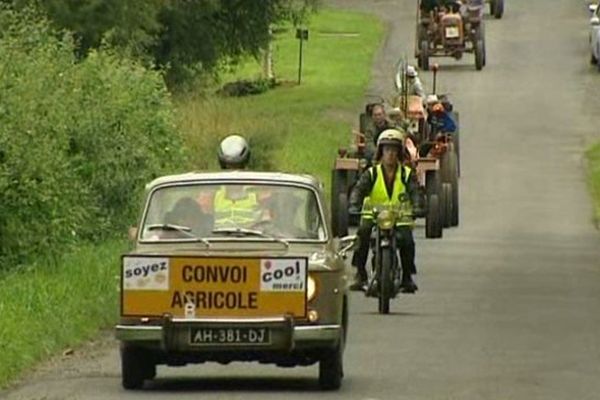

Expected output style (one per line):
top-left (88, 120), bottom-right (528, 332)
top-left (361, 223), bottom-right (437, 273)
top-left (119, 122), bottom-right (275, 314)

top-left (146, 171), bottom-right (323, 191)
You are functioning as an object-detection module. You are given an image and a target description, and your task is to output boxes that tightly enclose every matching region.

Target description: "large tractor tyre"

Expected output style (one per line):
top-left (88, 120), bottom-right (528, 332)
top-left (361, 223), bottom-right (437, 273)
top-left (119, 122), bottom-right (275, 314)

top-left (475, 40), bottom-right (484, 71)
top-left (483, 40), bottom-right (487, 67)
top-left (121, 346), bottom-right (154, 390)
top-left (331, 170), bottom-right (348, 237)
top-left (337, 192), bottom-right (350, 238)
top-left (441, 148), bottom-right (460, 227)
top-left (425, 194), bottom-right (443, 239)
top-left (420, 40), bottom-right (430, 71)
top-left (442, 183), bottom-right (453, 228)
top-left (450, 112), bottom-right (461, 176)
top-left (319, 330), bottom-right (344, 390)
top-left (493, 0), bottom-right (504, 19)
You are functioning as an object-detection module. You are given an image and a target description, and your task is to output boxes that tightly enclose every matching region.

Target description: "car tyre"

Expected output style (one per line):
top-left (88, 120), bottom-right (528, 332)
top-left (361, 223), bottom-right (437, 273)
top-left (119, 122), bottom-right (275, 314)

top-left (319, 335), bottom-right (344, 390)
top-left (121, 345), bottom-right (154, 390)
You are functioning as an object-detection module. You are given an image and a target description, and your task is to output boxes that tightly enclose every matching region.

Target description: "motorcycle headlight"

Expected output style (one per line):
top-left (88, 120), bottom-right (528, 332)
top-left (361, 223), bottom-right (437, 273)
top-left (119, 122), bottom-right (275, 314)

top-left (307, 275), bottom-right (318, 302)
top-left (376, 210), bottom-right (395, 230)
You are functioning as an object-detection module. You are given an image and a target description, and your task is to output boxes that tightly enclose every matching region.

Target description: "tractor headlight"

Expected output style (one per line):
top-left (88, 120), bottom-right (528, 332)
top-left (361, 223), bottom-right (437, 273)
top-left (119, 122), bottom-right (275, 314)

top-left (307, 275), bottom-right (318, 302)
top-left (376, 210), bottom-right (395, 230)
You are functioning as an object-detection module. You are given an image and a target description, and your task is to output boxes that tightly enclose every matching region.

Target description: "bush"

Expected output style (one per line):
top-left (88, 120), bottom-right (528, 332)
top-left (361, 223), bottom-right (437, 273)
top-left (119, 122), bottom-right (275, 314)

top-left (0, 9), bottom-right (185, 270)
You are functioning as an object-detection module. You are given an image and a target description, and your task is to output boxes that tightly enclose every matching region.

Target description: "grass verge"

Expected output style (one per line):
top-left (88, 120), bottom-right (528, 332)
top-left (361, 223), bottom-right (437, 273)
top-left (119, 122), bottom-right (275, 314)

top-left (0, 239), bottom-right (127, 388)
top-left (176, 9), bottom-right (384, 191)
top-left (586, 142), bottom-right (600, 226)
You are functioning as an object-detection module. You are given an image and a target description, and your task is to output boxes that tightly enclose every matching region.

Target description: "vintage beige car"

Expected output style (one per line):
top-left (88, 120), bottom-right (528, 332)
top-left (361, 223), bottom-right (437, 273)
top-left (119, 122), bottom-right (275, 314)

top-left (116, 171), bottom-right (355, 390)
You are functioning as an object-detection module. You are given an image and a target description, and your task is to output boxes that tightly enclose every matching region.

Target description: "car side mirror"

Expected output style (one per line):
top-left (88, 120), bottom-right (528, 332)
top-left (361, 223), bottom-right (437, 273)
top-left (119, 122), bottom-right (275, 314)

top-left (592, 16), bottom-right (600, 26)
top-left (128, 226), bottom-right (138, 241)
top-left (590, 3), bottom-right (598, 14)
top-left (338, 235), bottom-right (357, 259)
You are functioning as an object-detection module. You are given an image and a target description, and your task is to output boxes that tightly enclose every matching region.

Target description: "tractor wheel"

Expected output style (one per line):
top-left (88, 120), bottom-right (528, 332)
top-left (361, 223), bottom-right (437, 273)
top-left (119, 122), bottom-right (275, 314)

top-left (425, 170), bottom-right (442, 238)
top-left (494, 0), bottom-right (504, 19)
top-left (331, 170), bottom-right (347, 237)
top-left (441, 146), bottom-right (460, 227)
top-left (475, 40), bottom-right (484, 71)
top-left (450, 112), bottom-right (461, 176)
top-left (442, 183), bottom-right (453, 228)
top-left (337, 192), bottom-right (349, 237)
top-left (425, 194), bottom-right (442, 239)
top-left (420, 40), bottom-right (430, 71)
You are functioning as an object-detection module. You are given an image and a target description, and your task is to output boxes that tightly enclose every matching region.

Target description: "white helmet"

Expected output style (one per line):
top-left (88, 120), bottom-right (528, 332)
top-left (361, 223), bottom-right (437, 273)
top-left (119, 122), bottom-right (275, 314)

top-left (406, 65), bottom-right (418, 78)
top-left (376, 129), bottom-right (405, 159)
top-left (218, 135), bottom-right (250, 169)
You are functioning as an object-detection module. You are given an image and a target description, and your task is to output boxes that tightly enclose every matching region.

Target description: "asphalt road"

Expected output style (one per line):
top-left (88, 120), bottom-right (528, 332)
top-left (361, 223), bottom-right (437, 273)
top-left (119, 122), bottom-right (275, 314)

top-left (3, 1), bottom-right (600, 399)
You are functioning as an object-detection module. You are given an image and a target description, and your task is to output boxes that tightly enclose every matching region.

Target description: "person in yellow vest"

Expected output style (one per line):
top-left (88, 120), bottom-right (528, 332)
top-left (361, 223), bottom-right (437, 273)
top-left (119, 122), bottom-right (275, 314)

top-left (348, 129), bottom-right (425, 293)
top-left (209, 135), bottom-right (260, 230)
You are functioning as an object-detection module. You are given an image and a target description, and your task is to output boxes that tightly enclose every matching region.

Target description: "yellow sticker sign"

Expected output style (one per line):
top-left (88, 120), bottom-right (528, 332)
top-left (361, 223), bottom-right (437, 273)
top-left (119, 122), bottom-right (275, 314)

top-left (121, 256), bottom-right (307, 318)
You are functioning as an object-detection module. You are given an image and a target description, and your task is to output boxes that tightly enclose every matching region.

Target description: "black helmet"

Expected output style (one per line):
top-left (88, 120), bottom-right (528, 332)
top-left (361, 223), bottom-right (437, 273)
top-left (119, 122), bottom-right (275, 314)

top-left (218, 134), bottom-right (250, 169)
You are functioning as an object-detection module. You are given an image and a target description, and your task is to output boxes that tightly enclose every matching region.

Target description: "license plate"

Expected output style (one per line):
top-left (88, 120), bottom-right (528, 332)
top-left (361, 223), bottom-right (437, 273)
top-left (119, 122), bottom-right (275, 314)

top-left (445, 27), bottom-right (460, 38)
top-left (189, 327), bottom-right (271, 346)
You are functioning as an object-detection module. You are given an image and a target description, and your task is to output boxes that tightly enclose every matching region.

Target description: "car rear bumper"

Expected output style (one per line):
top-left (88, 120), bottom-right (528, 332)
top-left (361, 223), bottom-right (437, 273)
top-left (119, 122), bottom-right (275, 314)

top-left (115, 317), bottom-right (341, 350)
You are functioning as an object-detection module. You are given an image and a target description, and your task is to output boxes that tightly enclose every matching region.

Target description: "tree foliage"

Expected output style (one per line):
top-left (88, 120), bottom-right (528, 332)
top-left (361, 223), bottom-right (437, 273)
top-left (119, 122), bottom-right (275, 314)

top-left (0, 8), bottom-right (185, 269)
top-left (1, 0), bottom-right (319, 85)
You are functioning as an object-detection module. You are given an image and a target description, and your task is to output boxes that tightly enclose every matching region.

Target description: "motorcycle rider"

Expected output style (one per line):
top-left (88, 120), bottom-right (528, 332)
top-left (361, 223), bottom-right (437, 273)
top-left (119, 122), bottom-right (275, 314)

top-left (348, 129), bottom-right (425, 293)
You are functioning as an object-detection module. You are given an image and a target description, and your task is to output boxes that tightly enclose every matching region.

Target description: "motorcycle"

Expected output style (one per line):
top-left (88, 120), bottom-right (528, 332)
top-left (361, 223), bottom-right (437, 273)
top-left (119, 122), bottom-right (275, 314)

top-left (356, 201), bottom-right (415, 314)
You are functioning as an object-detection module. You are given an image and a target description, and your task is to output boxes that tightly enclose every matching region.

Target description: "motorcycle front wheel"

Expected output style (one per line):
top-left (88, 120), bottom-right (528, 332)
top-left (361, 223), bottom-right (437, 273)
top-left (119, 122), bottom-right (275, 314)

top-left (378, 247), bottom-right (393, 314)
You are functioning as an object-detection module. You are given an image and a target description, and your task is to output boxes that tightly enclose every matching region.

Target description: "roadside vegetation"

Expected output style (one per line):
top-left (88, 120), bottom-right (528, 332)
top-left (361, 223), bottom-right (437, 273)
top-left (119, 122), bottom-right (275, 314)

top-left (586, 143), bottom-right (600, 225)
top-left (178, 10), bottom-right (383, 188)
top-left (0, 2), bottom-right (383, 390)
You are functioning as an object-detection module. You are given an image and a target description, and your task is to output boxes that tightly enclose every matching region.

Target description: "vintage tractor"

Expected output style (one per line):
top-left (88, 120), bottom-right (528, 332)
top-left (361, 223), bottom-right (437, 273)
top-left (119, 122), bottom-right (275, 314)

top-left (393, 61), bottom-right (460, 231)
top-left (415, 0), bottom-right (486, 71)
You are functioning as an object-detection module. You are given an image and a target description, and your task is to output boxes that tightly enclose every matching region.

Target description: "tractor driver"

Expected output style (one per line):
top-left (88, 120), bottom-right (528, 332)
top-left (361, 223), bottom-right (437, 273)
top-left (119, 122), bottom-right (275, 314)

top-left (406, 66), bottom-right (426, 100)
top-left (348, 129), bottom-right (425, 293)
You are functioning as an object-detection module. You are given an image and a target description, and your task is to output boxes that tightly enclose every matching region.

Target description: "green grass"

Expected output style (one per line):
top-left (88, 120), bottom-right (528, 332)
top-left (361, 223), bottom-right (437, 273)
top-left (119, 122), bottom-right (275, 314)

top-left (586, 142), bottom-right (600, 225)
top-left (0, 239), bottom-right (127, 388)
top-left (176, 9), bottom-right (384, 191)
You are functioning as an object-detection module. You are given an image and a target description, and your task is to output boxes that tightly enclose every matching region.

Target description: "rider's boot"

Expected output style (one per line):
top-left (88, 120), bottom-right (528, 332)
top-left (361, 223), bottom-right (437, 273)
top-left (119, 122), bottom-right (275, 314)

top-left (400, 273), bottom-right (418, 294)
top-left (349, 268), bottom-right (368, 292)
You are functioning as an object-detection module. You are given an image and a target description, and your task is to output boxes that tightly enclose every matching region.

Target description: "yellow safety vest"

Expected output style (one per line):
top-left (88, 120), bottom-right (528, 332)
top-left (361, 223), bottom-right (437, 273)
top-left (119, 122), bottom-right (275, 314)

top-left (213, 188), bottom-right (260, 228)
top-left (362, 164), bottom-right (414, 226)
